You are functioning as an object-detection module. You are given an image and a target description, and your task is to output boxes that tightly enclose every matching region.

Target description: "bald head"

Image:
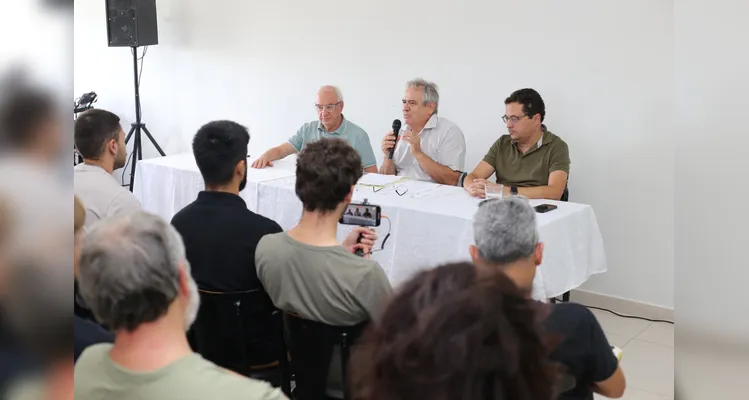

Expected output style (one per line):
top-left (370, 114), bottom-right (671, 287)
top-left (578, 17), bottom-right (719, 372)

top-left (315, 85), bottom-right (344, 132)
top-left (318, 85), bottom-right (343, 102)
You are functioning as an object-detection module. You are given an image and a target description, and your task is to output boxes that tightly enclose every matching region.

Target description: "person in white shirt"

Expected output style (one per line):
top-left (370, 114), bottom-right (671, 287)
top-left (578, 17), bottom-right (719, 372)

top-left (379, 79), bottom-right (466, 184)
top-left (73, 109), bottom-right (141, 230)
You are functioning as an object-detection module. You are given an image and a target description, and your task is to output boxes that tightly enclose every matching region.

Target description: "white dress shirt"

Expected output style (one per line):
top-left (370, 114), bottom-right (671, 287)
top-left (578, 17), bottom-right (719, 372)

top-left (391, 114), bottom-right (466, 182)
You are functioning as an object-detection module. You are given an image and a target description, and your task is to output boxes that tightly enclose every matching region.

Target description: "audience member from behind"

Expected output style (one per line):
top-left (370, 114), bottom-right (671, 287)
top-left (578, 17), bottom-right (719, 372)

top-left (351, 262), bottom-right (557, 400)
top-left (172, 120), bottom-right (282, 292)
top-left (171, 120), bottom-right (283, 367)
top-left (73, 196), bottom-right (114, 363)
top-left (256, 138), bottom-right (391, 326)
top-left (253, 85), bottom-right (378, 173)
top-left (463, 88), bottom-right (570, 200)
top-left (256, 138), bottom-right (392, 398)
top-left (470, 197), bottom-right (625, 399)
top-left (74, 109), bottom-right (141, 230)
top-left (74, 211), bottom-right (287, 400)
top-left (0, 79), bottom-right (70, 246)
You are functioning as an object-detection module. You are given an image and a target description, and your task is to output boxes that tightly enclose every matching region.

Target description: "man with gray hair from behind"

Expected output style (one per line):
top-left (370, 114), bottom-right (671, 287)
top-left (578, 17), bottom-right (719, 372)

top-left (74, 211), bottom-right (287, 400)
top-left (469, 197), bottom-right (626, 400)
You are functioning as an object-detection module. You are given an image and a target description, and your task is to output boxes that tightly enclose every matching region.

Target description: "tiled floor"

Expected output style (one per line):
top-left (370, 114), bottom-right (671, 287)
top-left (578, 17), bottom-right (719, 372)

top-left (590, 309), bottom-right (674, 400)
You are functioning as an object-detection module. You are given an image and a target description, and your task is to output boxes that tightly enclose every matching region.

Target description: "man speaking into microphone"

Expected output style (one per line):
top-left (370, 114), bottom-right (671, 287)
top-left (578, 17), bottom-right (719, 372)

top-left (379, 78), bottom-right (466, 185)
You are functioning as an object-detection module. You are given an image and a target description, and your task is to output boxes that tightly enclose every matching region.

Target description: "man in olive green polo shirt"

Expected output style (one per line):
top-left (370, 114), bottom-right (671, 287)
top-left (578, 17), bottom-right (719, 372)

top-left (463, 88), bottom-right (570, 200)
top-left (252, 85), bottom-right (378, 173)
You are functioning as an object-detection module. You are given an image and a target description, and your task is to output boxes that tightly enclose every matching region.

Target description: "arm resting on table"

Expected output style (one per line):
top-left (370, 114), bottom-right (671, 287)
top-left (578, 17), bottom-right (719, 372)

top-left (261, 142), bottom-right (297, 162)
top-left (510, 170), bottom-right (568, 200)
top-left (414, 152), bottom-right (461, 185)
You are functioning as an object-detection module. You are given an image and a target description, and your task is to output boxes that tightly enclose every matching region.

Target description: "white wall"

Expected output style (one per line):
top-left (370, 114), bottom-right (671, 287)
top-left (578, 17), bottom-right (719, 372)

top-left (74, 0), bottom-right (674, 308)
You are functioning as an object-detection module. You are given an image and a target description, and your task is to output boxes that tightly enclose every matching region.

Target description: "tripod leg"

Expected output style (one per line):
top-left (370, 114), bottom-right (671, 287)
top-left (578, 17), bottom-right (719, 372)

top-left (125, 124), bottom-right (136, 144)
top-left (128, 126), bottom-right (141, 192)
top-left (141, 126), bottom-right (166, 157)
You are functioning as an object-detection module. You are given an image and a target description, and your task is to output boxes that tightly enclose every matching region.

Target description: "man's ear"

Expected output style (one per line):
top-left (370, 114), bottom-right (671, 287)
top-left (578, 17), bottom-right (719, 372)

top-left (235, 159), bottom-right (245, 175)
top-left (108, 138), bottom-right (118, 156)
top-left (534, 242), bottom-right (544, 266)
top-left (177, 262), bottom-right (190, 297)
top-left (469, 245), bottom-right (481, 265)
top-left (344, 185), bottom-right (355, 204)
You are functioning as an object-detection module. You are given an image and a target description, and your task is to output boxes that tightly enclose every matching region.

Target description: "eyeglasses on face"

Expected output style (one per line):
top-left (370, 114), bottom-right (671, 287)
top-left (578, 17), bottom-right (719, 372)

top-left (501, 114), bottom-right (529, 124)
top-left (314, 101), bottom-right (341, 112)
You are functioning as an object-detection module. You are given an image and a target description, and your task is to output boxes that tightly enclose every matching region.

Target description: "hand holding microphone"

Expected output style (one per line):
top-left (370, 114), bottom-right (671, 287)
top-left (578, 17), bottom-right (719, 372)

top-left (381, 119), bottom-right (402, 158)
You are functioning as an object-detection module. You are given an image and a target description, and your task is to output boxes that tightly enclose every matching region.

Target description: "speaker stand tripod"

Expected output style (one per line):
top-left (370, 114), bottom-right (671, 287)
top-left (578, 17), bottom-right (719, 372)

top-left (125, 45), bottom-right (165, 192)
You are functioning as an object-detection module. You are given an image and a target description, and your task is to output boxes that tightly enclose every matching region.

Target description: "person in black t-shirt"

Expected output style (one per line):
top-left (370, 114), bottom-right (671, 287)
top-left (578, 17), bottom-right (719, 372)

top-left (171, 121), bottom-right (282, 368)
top-left (469, 197), bottom-right (626, 399)
top-left (171, 120), bottom-right (282, 293)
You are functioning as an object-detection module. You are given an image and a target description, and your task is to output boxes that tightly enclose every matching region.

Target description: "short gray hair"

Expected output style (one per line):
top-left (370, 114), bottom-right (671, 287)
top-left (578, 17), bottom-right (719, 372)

top-left (473, 197), bottom-right (539, 264)
top-left (77, 210), bottom-right (188, 332)
top-left (319, 85), bottom-right (343, 102)
top-left (407, 78), bottom-right (439, 113)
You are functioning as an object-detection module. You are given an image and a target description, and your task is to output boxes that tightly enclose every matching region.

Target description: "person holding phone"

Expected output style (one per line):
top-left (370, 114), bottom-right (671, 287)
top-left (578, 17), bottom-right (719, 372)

top-left (256, 138), bottom-right (392, 398)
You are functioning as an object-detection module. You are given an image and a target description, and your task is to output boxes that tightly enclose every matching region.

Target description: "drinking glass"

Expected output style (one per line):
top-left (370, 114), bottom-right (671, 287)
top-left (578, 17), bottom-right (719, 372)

top-left (484, 184), bottom-right (504, 199)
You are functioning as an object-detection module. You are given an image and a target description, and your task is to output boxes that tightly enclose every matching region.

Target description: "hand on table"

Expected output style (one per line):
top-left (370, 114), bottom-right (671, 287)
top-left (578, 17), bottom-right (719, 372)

top-left (251, 156), bottom-right (273, 169)
top-left (467, 179), bottom-right (489, 198)
top-left (342, 227), bottom-right (377, 258)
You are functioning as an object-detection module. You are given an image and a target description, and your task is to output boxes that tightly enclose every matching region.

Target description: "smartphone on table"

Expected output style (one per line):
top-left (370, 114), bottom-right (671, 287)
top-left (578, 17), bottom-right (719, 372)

top-left (534, 204), bottom-right (558, 213)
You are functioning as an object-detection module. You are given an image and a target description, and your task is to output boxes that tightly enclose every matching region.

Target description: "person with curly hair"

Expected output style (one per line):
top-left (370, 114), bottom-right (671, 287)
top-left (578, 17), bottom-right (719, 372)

top-left (351, 262), bottom-right (558, 400)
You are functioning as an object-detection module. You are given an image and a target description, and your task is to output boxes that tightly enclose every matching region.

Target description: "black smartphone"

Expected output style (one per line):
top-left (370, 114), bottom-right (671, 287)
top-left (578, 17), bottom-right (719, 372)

top-left (340, 202), bottom-right (381, 227)
top-left (534, 204), bottom-right (558, 213)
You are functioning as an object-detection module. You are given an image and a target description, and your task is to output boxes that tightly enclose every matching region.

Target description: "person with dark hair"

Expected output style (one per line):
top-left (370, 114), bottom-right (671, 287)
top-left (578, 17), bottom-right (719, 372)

top-left (351, 262), bottom-right (558, 400)
top-left (470, 197), bottom-right (626, 399)
top-left (73, 108), bottom-right (140, 230)
top-left (0, 85), bottom-right (61, 159)
top-left (74, 211), bottom-right (287, 399)
top-left (171, 120), bottom-right (282, 293)
top-left (256, 138), bottom-right (392, 398)
top-left (463, 88), bottom-right (570, 200)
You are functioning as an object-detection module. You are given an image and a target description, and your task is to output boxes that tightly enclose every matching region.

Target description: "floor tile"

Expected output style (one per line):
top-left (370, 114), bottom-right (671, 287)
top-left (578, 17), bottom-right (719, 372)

top-left (604, 331), bottom-right (632, 348)
top-left (620, 340), bottom-right (674, 398)
top-left (635, 322), bottom-right (674, 347)
top-left (591, 308), bottom-right (652, 339)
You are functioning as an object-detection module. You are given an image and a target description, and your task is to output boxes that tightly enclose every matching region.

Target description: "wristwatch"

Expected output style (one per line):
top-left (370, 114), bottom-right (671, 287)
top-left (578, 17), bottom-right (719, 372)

top-left (511, 185), bottom-right (519, 195)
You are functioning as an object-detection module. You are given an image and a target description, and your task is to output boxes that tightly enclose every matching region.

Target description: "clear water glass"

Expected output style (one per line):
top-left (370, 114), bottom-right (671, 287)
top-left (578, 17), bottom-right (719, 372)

top-left (484, 184), bottom-right (504, 199)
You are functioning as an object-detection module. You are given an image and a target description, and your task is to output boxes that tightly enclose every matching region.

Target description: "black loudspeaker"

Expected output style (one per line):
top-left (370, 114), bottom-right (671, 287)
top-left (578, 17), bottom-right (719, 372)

top-left (106, 0), bottom-right (158, 47)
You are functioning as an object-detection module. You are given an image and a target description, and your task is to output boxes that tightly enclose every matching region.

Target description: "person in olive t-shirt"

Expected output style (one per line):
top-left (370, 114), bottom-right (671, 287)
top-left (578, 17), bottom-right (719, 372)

top-left (74, 211), bottom-right (287, 400)
top-left (463, 88), bottom-right (570, 200)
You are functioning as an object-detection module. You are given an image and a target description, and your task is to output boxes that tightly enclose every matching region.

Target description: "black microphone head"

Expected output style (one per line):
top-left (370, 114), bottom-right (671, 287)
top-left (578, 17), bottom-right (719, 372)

top-left (392, 119), bottom-right (402, 134)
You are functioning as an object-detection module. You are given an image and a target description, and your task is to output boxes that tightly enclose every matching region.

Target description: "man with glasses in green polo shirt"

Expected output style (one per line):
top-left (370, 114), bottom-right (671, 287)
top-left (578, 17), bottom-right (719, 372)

top-left (463, 88), bottom-right (570, 200)
top-left (252, 85), bottom-right (378, 173)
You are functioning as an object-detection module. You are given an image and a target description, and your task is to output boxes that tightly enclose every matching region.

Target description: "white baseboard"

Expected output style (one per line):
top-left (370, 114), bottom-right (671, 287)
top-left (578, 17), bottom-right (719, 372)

top-left (569, 290), bottom-right (674, 323)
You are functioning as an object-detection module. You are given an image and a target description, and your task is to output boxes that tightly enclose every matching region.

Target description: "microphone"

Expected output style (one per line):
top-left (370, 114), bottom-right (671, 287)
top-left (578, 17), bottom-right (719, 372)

top-left (388, 119), bottom-right (402, 159)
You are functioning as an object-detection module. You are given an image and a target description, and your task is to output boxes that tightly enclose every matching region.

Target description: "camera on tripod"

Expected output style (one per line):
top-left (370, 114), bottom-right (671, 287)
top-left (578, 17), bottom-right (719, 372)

top-left (74, 92), bottom-right (97, 115)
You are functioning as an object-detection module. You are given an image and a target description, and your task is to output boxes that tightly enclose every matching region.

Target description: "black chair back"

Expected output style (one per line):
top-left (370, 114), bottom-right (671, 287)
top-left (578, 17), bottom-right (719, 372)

top-left (283, 313), bottom-right (367, 400)
top-left (188, 288), bottom-right (289, 391)
top-left (561, 186), bottom-right (569, 202)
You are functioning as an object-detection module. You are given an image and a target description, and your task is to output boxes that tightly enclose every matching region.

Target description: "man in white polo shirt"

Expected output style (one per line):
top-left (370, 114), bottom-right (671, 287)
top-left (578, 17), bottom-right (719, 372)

top-left (379, 79), bottom-right (466, 184)
top-left (74, 109), bottom-right (141, 230)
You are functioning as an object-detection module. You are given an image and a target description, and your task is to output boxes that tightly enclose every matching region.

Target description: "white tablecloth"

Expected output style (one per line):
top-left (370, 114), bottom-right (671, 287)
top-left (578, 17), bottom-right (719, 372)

top-left (134, 153), bottom-right (608, 300)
